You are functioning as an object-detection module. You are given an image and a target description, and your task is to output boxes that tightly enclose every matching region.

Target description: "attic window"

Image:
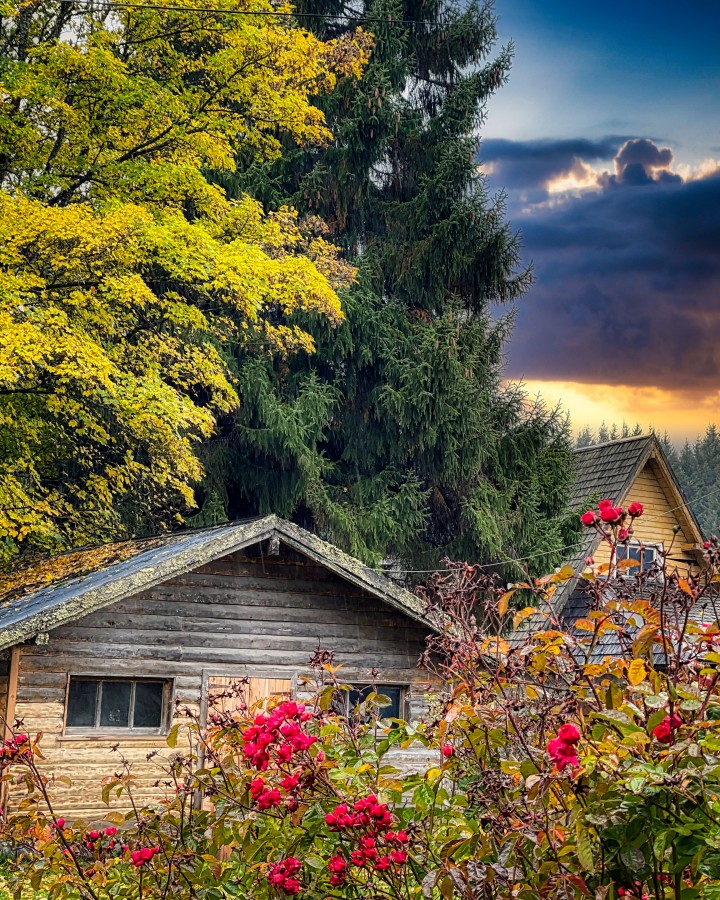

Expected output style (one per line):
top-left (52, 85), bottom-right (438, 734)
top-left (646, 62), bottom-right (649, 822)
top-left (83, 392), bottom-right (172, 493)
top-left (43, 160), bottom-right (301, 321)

top-left (65, 677), bottom-right (170, 732)
top-left (616, 543), bottom-right (661, 573)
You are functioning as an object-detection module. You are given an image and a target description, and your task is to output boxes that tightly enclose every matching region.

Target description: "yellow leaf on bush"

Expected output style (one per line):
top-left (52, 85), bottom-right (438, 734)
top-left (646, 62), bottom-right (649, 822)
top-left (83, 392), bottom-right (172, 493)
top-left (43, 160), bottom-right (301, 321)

top-left (497, 590), bottom-right (515, 617)
top-left (627, 659), bottom-right (647, 685)
top-left (513, 606), bottom-right (538, 628)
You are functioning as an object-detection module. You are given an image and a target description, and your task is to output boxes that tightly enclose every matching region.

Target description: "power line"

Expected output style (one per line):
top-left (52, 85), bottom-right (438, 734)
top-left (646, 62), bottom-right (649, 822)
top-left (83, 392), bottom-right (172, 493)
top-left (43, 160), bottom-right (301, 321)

top-left (4, 482), bottom-right (720, 576)
top-left (382, 484), bottom-right (720, 575)
top-left (68, 0), bottom-right (454, 27)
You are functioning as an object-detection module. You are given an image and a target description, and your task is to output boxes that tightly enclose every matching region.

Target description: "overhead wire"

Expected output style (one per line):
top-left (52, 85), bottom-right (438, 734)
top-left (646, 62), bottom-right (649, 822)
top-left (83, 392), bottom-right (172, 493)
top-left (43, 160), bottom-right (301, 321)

top-left (4, 479), bottom-right (720, 575)
top-left (380, 483), bottom-right (720, 575)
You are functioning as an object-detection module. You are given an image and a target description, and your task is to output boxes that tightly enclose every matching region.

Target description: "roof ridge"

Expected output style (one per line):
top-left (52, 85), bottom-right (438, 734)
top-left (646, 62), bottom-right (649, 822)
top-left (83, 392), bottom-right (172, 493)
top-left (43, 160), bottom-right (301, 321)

top-left (574, 434), bottom-right (655, 453)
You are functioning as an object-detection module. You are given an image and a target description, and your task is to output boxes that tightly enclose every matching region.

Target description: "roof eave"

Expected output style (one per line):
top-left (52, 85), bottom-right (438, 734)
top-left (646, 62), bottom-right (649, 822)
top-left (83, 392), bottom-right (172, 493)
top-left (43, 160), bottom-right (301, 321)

top-left (0, 516), bottom-right (435, 652)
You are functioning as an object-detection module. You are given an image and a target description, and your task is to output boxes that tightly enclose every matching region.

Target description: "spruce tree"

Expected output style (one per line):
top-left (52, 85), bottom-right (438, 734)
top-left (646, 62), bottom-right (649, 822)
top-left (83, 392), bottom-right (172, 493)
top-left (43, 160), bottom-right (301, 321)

top-left (196, 0), bottom-right (577, 573)
top-left (673, 426), bottom-right (720, 538)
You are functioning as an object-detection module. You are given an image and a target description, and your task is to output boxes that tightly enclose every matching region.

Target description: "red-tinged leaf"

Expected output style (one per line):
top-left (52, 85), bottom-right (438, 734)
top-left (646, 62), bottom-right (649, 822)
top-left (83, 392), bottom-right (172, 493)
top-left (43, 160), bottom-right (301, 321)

top-left (569, 874), bottom-right (593, 895)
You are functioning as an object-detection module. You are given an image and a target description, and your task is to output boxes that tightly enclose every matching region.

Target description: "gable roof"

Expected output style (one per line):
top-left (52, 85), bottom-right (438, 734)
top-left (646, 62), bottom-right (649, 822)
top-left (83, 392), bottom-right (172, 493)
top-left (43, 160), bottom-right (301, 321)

top-left (514, 434), bottom-right (705, 643)
top-left (0, 516), bottom-right (432, 652)
top-left (570, 434), bottom-right (656, 510)
top-left (560, 434), bottom-right (659, 596)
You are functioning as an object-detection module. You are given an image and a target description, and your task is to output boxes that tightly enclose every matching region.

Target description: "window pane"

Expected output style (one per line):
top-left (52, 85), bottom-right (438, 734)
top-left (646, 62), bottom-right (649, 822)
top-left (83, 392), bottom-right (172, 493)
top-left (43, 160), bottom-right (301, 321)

top-left (133, 682), bottom-right (164, 728)
top-left (100, 681), bottom-right (131, 728)
top-left (67, 679), bottom-right (98, 728)
top-left (348, 686), bottom-right (401, 720)
top-left (643, 548), bottom-right (656, 571)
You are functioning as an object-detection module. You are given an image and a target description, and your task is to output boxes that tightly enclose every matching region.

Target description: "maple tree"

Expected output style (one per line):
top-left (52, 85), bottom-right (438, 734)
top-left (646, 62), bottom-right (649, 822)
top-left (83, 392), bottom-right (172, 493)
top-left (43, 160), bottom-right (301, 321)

top-left (0, 0), bottom-right (371, 564)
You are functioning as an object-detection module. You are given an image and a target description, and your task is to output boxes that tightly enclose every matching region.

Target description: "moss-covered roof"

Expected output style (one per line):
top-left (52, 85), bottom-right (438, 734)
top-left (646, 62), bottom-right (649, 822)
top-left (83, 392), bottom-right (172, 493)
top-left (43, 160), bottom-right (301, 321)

top-left (0, 516), bottom-right (433, 651)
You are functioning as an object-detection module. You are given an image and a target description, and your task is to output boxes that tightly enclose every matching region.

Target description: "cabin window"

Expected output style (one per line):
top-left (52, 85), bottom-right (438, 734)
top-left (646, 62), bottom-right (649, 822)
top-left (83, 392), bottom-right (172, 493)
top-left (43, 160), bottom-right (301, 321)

top-left (616, 542), bottom-right (662, 573)
top-left (65, 677), bottom-right (170, 733)
top-left (338, 685), bottom-right (404, 721)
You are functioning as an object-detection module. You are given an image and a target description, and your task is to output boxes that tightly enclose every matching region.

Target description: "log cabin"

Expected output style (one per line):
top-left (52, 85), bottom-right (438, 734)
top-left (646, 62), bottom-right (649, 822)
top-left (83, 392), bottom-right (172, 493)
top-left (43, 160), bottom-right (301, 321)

top-left (0, 516), bottom-right (439, 820)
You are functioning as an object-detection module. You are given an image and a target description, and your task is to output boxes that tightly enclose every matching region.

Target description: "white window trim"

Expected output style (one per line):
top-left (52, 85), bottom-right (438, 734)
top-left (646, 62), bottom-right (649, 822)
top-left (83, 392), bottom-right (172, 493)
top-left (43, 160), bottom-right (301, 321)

top-left (614, 541), bottom-right (664, 578)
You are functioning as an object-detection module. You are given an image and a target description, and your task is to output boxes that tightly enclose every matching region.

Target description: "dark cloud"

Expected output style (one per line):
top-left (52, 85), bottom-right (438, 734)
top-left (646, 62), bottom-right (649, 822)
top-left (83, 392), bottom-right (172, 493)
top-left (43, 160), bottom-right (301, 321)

top-left (480, 136), bottom-right (626, 191)
top-left (489, 138), bottom-right (720, 392)
top-left (606, 138), bottom-right (682, 187)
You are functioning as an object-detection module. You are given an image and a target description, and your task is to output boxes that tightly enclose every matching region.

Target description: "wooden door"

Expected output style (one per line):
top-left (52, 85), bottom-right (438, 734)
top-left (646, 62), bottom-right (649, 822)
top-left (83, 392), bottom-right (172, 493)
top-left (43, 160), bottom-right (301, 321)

top-left (205, 676), bottom-right (292, 719)
top-left (199, 675), bottom-right (292, 819)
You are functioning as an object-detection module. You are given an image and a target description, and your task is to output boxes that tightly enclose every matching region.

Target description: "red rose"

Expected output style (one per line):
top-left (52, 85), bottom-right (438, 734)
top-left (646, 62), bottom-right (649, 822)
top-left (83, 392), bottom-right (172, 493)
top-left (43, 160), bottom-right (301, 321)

top-left (55, 818), bottom-right (65, 830)
top-left (374, 856), bottom-right (392, 871)
top-left (600, 505), bottom-right (623, 524)
top-left (618, 527), bottom-right (629, 541)
top-left (441, 743), bottom-right (453, 757)
top-left (547, 737), bottom-right (579, 769)
top-left (580, 511), bottom-right (596, 526)
top-left (390, 849), bottom-right (408, 865)
top-left (598, 499), bottom-right (613, 510)
top-left (105, 826), bottom-right (117, 837)
top-left (557, 723), bottom-right (581, 744)
top-left (653, 713), bottom-right (682, 743)
top-left (628, 502), bottom-right (644, 518)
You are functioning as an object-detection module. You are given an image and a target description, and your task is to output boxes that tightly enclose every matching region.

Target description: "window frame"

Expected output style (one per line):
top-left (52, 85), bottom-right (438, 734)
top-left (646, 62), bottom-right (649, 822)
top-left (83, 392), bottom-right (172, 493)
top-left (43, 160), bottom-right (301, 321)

top-left (63, 675), bottom-right (173, 737)
top-left (338, 683), bottom-right (407, 723)
top-left (614, 541), bottom-right (664, 577)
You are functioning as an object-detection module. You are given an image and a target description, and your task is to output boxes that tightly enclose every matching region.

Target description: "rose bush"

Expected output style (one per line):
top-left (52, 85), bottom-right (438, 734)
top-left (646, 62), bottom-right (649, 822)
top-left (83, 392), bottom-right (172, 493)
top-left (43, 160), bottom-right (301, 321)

top-left (3, 502), bottom-right (720, 898)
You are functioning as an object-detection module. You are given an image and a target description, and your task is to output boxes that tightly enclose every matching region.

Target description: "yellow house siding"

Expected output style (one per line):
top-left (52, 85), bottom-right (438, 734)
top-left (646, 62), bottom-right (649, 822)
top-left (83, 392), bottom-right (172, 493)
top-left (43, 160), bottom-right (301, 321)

top-left (592, 459), bottom-right (698, 575)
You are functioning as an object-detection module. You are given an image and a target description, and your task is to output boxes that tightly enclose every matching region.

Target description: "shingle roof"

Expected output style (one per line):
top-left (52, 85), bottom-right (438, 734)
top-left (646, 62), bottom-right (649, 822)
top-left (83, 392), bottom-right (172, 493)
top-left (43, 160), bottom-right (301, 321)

top-left (570, 435), bottom-right (655, 510)
top-left (554, 436), bottom-right (657, 611)
top-left (0, 516), bottom-right (433, 652)
top-left (512, 434), bottom-right (682, 648)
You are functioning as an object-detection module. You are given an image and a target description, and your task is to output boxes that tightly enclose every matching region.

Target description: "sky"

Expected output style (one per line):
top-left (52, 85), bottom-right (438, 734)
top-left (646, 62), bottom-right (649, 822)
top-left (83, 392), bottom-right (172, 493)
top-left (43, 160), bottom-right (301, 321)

top-left (480, 0), bottom-right (720, 444)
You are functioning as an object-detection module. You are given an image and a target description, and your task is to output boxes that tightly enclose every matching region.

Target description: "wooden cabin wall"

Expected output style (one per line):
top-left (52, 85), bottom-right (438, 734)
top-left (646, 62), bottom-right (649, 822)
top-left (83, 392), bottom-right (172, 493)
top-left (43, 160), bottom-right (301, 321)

top-left (592, 459), bottom-right (698, 574)
top-left (0, 650), bottom-right (10, 730)
top-left (11, 545), bottom-right (435, 820)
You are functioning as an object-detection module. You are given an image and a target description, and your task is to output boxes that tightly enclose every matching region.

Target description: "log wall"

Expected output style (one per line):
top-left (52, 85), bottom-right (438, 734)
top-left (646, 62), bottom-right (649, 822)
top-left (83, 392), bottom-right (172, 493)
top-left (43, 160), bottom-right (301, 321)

top-left (10, 544), bottom-right (436, 820)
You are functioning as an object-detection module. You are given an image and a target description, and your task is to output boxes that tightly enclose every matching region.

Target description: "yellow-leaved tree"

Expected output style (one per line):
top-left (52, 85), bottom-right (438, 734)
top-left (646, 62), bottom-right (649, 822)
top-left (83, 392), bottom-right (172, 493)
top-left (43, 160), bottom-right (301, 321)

top-left (0, 0), bottom-right (371, 564)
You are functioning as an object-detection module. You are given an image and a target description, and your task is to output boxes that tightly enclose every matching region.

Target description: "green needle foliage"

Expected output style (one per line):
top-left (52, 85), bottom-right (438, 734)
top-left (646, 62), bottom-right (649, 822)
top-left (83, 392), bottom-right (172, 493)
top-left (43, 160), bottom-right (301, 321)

top-left (196, 0), bottom-right (577, 574)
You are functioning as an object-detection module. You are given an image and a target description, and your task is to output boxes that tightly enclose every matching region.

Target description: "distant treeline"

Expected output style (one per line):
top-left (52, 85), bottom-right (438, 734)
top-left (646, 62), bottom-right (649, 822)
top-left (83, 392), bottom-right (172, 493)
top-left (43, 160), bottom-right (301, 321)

top-left (576, 423), bottom-right (720, 538)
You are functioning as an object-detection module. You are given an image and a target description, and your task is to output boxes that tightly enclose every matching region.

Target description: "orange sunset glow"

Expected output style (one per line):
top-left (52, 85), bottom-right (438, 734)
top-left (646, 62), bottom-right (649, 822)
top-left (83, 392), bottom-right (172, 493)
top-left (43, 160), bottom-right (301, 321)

top-left (520, 380), bottom-right (720, 444)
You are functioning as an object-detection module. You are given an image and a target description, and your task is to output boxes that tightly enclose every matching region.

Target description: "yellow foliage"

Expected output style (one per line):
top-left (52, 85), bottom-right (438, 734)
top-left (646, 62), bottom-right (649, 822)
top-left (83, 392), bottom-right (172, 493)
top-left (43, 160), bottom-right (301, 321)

top-left (0, 0), bottom-right (370, 563)
top-left (627, 659), bottom-right (647, 686)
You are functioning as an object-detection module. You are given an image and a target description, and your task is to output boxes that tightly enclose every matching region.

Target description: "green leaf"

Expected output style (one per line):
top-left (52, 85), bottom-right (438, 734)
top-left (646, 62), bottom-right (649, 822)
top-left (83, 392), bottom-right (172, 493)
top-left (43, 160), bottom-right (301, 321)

top-left (575, 821), bottom-right (595, 872)
top-left (619, 846), bottom-right (645, 872)
top-left (166, 721), bottom-right (181, 749)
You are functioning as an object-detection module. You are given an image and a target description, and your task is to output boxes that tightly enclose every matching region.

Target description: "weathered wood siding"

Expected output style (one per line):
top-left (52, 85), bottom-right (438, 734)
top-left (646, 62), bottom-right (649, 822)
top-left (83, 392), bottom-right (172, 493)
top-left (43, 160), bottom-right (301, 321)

top-left (0, 651), bottom-right (9, 729)
top-left (593, 459), bottom-right (699, 574)
top-left (11, 544), bottom-right (435, 820)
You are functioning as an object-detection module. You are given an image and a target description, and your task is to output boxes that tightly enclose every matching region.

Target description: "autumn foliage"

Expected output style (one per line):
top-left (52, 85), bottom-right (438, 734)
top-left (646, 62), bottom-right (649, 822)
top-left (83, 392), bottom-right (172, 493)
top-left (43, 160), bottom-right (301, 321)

top-left (0, 0), bottom-right (371, 564)
top-left (4, 508), bottom-right (720, 897)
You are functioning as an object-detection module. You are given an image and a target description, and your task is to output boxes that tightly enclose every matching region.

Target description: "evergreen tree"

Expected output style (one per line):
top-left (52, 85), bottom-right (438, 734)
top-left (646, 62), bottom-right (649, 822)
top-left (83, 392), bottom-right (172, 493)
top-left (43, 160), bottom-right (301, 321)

top-left (674, 426), bottom-right (720, 537)
top-left (196, 0), bottom-right (577, 573)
